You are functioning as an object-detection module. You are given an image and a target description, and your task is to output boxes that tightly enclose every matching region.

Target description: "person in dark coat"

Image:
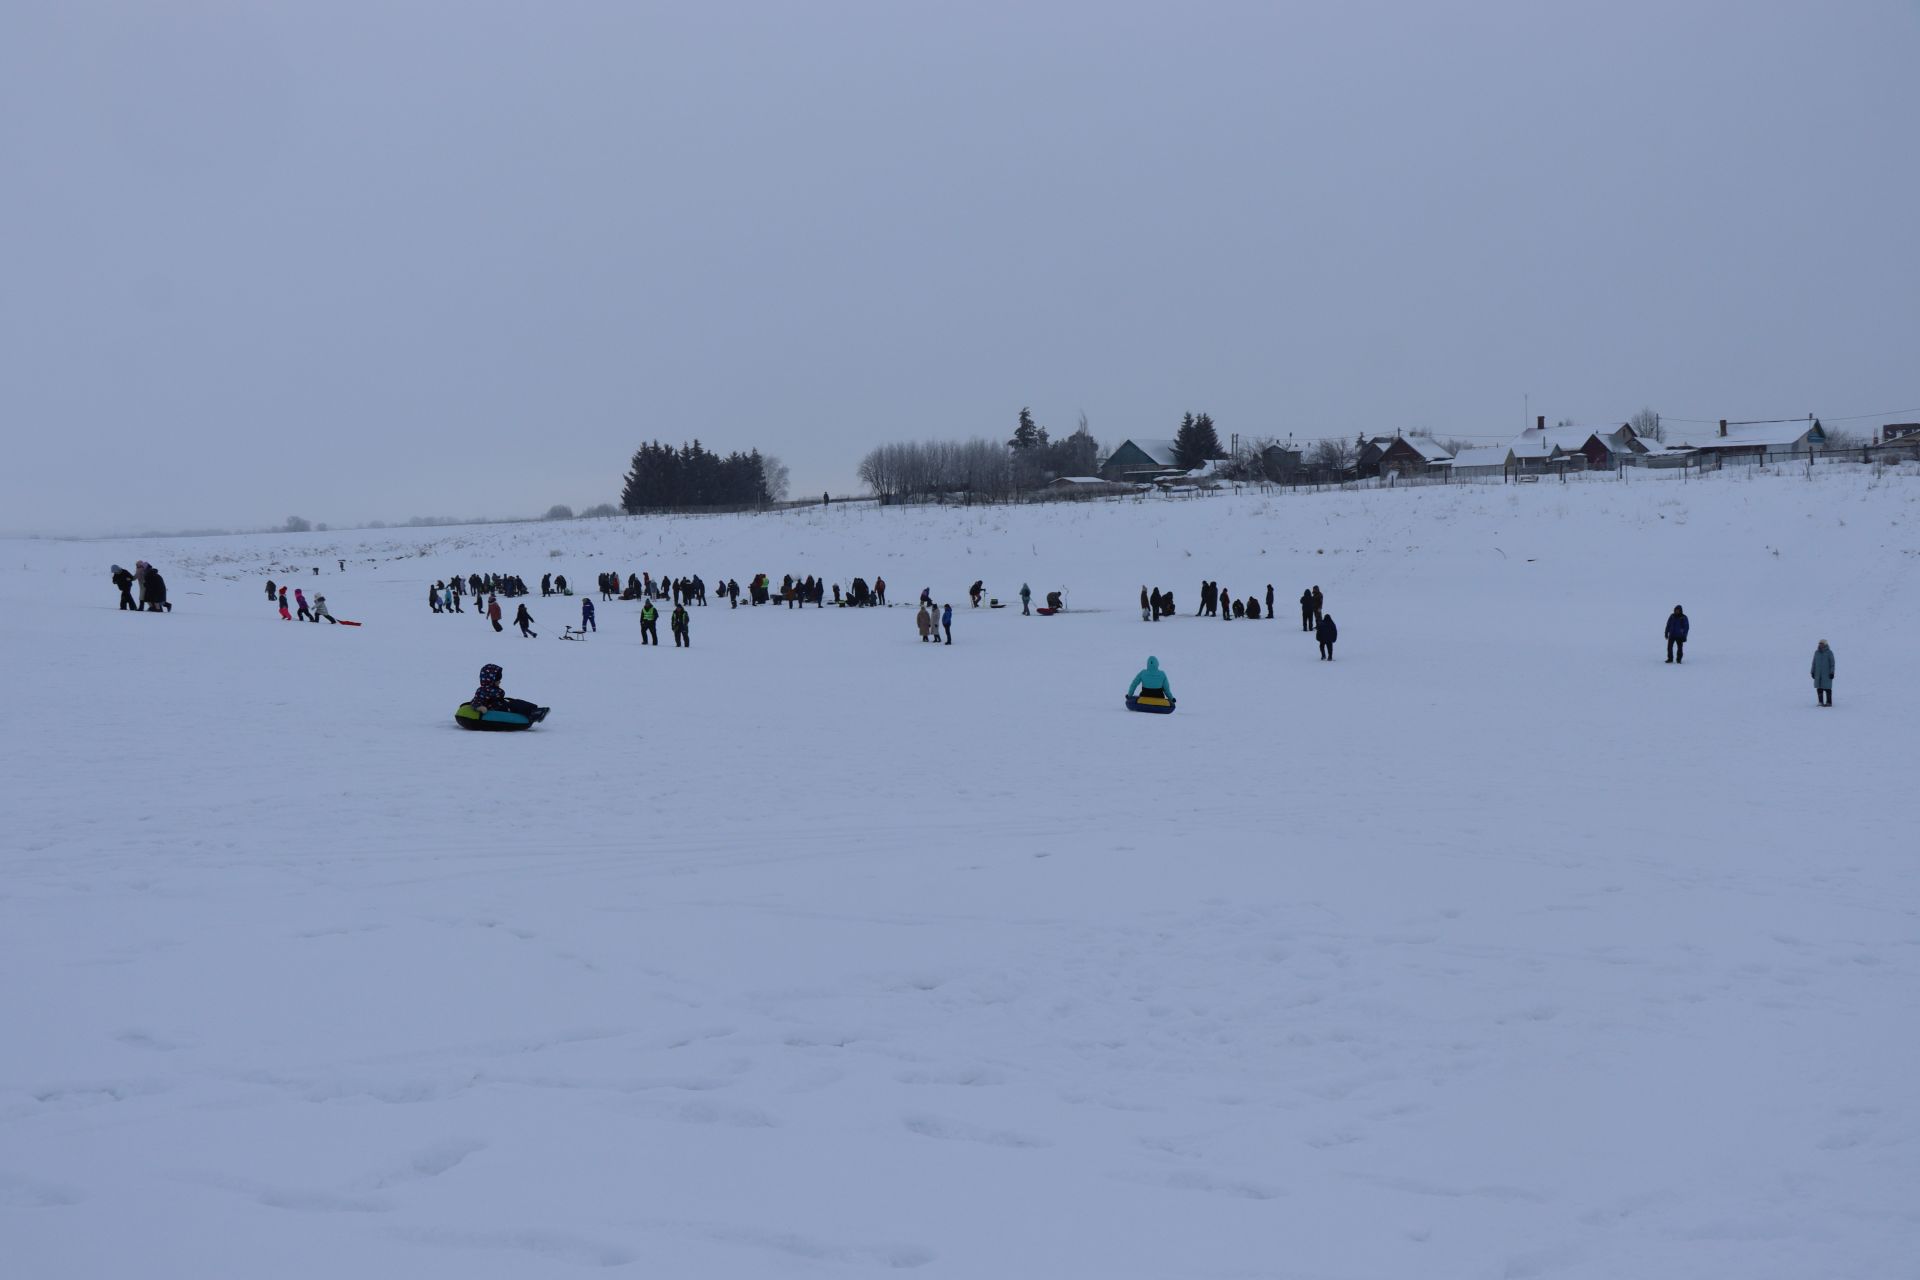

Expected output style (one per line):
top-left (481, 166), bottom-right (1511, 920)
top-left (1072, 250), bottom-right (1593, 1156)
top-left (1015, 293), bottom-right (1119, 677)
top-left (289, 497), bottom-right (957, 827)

top-left (1247, 595), bottom-right (1261, 620)
top-left (1310, 586), bottom-right (1324, 627)
top-left (513, 602), bottom-right (536, 638)
top-left (1141, 586), bottom-right (1151, 621)
top-left (969, 580), bottom-right (984, 608)
top-left (113, 565), bottom-right (137, 611)
top-left (1665, 606), bottom-right (1689, 663)
top-left (265, 578), bottom-right (277, 603)
top-left (941, 603), bottom-right (953, 645)
top-left (1265, 584), bottom-right (1274, 620)
top-left (671, 603), bottom-right (690, 647)
top-left (1316, 612), bottom-right (1338, 660)
top-left (1810, 640), bottom-right (1835, 706)
top-left (541, 573), bottom-right (552, 597)
top-left (1300, 588), bottom-right (1314, 631)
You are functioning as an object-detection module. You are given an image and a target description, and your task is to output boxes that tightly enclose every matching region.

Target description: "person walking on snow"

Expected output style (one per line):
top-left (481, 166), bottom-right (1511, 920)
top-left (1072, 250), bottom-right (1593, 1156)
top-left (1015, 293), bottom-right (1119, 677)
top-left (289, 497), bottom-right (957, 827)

top-left (429, 582), bottom-right (443, 613)
top-left (294, 588), bottom-right (314, 622)
top-left (1665, 606), bottom-right (1689, 663)
top-left (487, 595), bottom-right (503, 632)
top-left (1128, 656), bottom-right (1173, 702)
top-left (581, 598), bottom-right (596, 632)
top-left (671, 603), bottom-right (690, 647)
top-left (1020, 583), bottom-right (1031, 615)
top-left (1316, 612), bottom-right (1338, 660)
top-left (113, 565), bottom-right (137, 611)
top-left (916, 603), bottom-right (932, 643)
top-left (639, 600), bottom-right (659, 646)
top-left (513, 602), bottom-right (536, 638)
top-left (1811, 640), bottom-right (1836, 707)
top-left (941, 602), bottom-right (953, 645)
top-left (313, 594), bottom-right (337, 624)
top-left (278, 587), bottom-right (291, 620)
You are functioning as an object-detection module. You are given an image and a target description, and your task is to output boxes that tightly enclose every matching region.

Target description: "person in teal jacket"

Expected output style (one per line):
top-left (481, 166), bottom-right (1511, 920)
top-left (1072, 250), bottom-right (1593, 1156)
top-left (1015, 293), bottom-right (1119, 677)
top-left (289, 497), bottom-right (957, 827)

top-left (1810, 640), bottom-right (1835, 707)
top-left (1128, 656), bottom-right (1172, 699)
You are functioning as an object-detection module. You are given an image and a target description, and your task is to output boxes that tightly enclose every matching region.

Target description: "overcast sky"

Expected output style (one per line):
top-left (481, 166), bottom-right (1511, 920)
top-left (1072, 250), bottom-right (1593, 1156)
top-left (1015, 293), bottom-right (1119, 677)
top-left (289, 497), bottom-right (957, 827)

top-left (4, 2), bottom-right (1916, 534)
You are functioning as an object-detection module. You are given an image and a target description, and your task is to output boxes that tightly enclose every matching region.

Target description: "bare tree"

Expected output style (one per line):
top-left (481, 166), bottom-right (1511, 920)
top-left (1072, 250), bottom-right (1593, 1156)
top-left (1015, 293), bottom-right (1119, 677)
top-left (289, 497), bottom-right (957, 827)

top-left (761, 455), bottom-right (791, 502)
top-left (1311, 437), bottom-right (1356, 472)
top-left (1631, 407), bottom-right (1663, 442)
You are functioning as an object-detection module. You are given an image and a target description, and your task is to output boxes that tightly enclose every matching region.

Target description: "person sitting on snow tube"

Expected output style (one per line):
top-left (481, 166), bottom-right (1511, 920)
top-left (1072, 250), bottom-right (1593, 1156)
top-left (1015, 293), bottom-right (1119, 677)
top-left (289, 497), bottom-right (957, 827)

top-left (1127, 656), bottom-right (1175, 709)
top-left (463, 663), bottom-right (547, 725)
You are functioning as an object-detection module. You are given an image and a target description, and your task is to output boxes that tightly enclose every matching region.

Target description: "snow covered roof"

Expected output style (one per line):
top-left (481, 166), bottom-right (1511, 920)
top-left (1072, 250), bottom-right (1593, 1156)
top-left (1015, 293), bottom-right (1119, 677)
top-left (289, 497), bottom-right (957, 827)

top-left (1509, 425), bottom-right (1602, 459)
top-left (1398, 436), bottom-right (1453, 463)
top-left (1112, 438), bottom-right (1182, 466)
top-left (1447, 445), bottom-right (1510, 469)
top-left (1662, 421), bottom-right (1820, 450)
top-left (1049, 475), bottom-right (1126, 487)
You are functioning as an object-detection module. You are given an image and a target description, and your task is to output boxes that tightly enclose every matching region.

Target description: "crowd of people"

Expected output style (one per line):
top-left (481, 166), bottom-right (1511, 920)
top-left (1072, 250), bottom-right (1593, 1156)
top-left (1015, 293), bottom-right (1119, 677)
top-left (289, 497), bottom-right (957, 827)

top-left (92, 556), bottom-right (1821, 711)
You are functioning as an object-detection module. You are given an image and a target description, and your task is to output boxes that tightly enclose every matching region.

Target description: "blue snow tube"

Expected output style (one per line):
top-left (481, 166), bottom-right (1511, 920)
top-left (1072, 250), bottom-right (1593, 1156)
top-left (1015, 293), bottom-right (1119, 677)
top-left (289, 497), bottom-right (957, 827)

top-left (1125, 693), bottom-right (1175, 714)
top-left (454, 703), bottom-right (539, 731)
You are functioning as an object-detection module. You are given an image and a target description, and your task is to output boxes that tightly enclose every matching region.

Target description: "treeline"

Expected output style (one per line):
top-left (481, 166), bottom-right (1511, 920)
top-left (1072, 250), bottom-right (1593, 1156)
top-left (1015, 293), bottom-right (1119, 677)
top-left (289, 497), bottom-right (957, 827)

top-left (619, 441), bottom-right (789, 512)
top-left (857, 409), bottom-right (1101, 499)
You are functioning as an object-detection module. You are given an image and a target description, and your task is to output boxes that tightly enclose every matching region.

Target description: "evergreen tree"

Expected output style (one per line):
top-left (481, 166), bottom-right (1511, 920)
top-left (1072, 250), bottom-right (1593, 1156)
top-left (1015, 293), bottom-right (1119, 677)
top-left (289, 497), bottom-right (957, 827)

top-left (1009, 407), bottom-right (1047, 452)
top-left (1173, 412), bottom-right (1224, 470)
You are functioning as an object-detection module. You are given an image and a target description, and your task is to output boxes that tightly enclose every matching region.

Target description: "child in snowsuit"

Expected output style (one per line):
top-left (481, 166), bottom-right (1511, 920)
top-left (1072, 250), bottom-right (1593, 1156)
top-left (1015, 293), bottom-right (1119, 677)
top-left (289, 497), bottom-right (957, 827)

top-left (295, 588), bottom-right (314, 622)
top-left (313, 595), bottom-right (337, 624)
top-left (513, 603), bottom-right (536, 638)
top-left (469, 663), bottom-right (545, 720)
top-left (487, 596), bottom-right (503, 632)
top-left (581, 599), bottom-right (596, 632)
top-left (279, 587), bottom-right (291, 620)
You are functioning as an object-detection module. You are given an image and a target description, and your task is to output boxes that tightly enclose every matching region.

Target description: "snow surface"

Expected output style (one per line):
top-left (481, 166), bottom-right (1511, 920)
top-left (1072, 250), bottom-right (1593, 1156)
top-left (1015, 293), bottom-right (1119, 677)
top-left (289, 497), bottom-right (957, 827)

top-left (5, 469), bottom-right (1918, 1279)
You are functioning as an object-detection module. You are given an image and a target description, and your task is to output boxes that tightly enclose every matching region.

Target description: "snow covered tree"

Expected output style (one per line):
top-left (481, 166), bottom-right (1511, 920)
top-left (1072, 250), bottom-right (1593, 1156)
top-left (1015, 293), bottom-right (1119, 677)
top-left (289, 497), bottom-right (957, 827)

top-left (544, 504), bottom-right (574, 521)
top-left (1008, 407), bottom-right (1048, 453)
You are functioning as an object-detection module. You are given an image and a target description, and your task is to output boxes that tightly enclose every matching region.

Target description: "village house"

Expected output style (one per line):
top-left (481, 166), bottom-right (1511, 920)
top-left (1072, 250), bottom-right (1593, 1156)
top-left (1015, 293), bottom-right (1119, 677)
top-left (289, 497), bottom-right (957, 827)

top-left (1098, 438), bottom-right (1184, 482)
top-left (1657, 418), bottom-right (1826, 463)
top-left (1356, 434), bottom-right (1453, 478)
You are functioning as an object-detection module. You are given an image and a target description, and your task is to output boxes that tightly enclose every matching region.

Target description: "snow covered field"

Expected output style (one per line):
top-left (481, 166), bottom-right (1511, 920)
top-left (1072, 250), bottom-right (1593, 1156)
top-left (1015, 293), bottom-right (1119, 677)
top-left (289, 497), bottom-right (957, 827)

top-left (5, 469), bottom-right (1917, 1279)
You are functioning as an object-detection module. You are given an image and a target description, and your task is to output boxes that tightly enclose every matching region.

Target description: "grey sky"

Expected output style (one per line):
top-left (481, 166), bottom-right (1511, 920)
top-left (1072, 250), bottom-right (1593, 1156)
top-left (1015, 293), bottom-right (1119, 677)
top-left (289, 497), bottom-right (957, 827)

top-left (4, 1), bottom-right (1916, 535)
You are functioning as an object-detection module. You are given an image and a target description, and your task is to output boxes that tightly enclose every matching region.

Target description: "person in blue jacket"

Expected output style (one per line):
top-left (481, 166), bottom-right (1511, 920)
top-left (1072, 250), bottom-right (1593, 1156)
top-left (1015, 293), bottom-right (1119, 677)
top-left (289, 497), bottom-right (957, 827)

top-left (941, 602), bottom-right (953, 645)
top-left (1128, 656), bottom-right (1173, 701)
top-left (1665, 605), bottom-right (1690, 663)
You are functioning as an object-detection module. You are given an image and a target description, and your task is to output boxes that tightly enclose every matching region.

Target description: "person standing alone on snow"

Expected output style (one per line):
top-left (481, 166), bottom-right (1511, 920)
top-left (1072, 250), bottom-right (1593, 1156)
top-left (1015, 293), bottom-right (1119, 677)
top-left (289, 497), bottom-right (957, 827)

top-left (1266, 584), bottom-right (1274, 621)
top-left (1665, 606), bottom-right (1689, 663)
top-left (581, 598), bottom-right (596, 632)
top-left (1811, 640), bottom-right (1835, 706)
top-left (942, 603), bottom-right (953, 645)
top-left (1316, 612), bottom-right (1338, 660)
top-left (1020, 583), bottom-right (1031, 615)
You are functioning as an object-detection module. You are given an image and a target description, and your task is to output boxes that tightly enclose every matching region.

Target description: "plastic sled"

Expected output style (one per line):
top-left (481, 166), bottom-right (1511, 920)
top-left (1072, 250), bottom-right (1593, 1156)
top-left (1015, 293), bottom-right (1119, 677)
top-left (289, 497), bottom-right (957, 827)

top-left (1035, 607), bottom-right (1056, 616)
top-left (454, 703), bottom-right (547, 731)
top-left (1125, 693), bottom-right (1176, 714)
